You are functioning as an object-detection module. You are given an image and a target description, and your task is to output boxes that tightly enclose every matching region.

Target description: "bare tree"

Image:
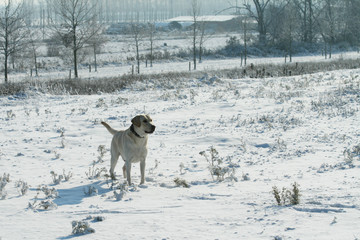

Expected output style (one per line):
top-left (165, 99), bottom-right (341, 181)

top-left (147, 22), bottom-right (156, 67)
top-left (283, 2), bottom-right (298, 62)
top-left (28, 28), bottom-right (42, 76)
top-left (87, 25), bottom-right (106, 72)
top-left (318, 0), bottom-right (342, 59)
top-left (130, 14), bottom-right (144, 74)
top-left (0, 0), bottom-right (28, 83)
top-left (241, 15), bottom-right (250, 66)
top-left (47, 0), bottom-right (101, 78)
top-left (198, 18), bottom-right (214, 64)
top-left (342, 0), bottom-right (360, 46)
top-left (87, 35), bottom-right (106, 73)
top-left (198, 20), bottom-right (205, 64)
top-left (219, 2), bottom-right (250, 65)
top-left (190, 0), bottom-right (200, 70)
top-left (244, 0), bottom-right (271, 44)
top-left (293, 0), bottom-right (318, 43)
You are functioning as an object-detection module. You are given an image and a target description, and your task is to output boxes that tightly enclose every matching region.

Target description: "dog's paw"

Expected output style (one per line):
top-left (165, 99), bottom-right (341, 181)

top-left (128, 184), bottom-right (139, 192)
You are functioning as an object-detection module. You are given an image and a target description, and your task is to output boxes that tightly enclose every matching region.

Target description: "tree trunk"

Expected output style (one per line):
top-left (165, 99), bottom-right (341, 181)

top-left (136, 43), bottom-right (140, 74)
top-left (150, 38), bottom-right (153, 67)
top-left (4, 54), bottom-right (8, 83)
top-left (308, 0), bottom-right (313, 43)
top-left (93, 45), bottom-right (97, 72)
top-left (73, 48), bottom-right (78, 78)
top-left (244, 19), bottom-right (247, 66)
top-left (252, 0), bottom-right (270, 45)
top-left (258, 13), bottom-right (266, 44)
top-left (11, 54), bottom-right (15, 70)
top-left (34, 52), bottom-right (38, 76)
top-left (193, 24), bottom-right (196, 70)
top-left (73, 26), bottom-right (78, 78)
top-left (199, 45), bottom-right (202, 63)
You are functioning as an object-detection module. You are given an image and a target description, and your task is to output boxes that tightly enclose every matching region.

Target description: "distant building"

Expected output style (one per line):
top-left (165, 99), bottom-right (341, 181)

top-left (106, 15), bottom-right (255, 35)
top-left (166, 15), bottom-right (242, 32)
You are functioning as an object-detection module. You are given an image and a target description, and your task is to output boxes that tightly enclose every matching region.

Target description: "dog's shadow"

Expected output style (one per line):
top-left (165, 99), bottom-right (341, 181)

top-left (53, 180), bottom-right (113, 207)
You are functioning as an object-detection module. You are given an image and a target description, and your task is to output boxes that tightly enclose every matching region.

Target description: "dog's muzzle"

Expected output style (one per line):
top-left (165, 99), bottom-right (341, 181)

top-left (146, 125), bottom-right (156, 134)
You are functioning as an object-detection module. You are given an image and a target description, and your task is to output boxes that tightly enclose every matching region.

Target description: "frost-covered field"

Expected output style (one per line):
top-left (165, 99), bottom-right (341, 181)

top-left (0, 67), bottom-right (360, 239)
top-left (4, 30), bottom-right (360, 84)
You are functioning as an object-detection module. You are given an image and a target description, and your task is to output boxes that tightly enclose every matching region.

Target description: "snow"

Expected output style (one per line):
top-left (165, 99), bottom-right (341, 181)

top-left (6, 49), bottom-right (360, 84)
top-left (1, 64), bottom-right (360, 239)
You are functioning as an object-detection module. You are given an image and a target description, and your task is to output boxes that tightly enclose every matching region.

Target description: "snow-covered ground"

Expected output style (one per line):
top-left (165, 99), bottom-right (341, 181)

top-left (7, 50), bottom-right (360, 84)
top-left (1, 65), bottom-right (359, 239)
top-left (4, 31), bottom-right (360, 83)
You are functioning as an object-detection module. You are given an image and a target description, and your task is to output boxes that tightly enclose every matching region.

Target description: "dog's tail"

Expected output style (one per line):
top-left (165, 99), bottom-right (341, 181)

top-left (101, 122), bottom-right (117, 135)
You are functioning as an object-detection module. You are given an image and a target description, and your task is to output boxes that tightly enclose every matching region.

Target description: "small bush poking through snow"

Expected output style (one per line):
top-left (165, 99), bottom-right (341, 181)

top-left (0, 187), bottom-right (7, 200)
top-left (50, 171), bottom-right (63, 185)
top-left (15, 180), bottom-right (29, 196)
top-left (84, 186), bottom-right (98, 196)
top-left (0, 173), bottom-right (10, 200)
top-left (174, 177), bottom-right (190, 188)
top-left (148, 159), bottom-right (159, 175)
top-left (0, 173), bottom-right (10, 183)
top-left (242, 173), bottom-right (250, 181)
top-left (47, 169), bottom-right (72, 184)
top-left (111, 96), bottom-right (128, 105)
top-left (52, 151), bottom-right (61, 160)
top-left (62, 170), bottom-right (73, 181)
top-left (40, 185), bottom-right (59, 199)
top-left (71, 221), bottom-right (95, 235)
top-left (6, 110), bottom-right (15, 120)
top-left (179, 162), bottom-right (186, 175)
top-left (343, 143), bottom-right (360, 167)
top-left (112, 181), bottom-right (129, 201)
top-left (86, 162), bottom-right (107, 180)
top-left (272, 182), bottom-right (301, 206)
top-left (200, 147), bottom-right (238, 182)
top-left (290, 182), bottom-right (301, 205)
top-left (28, 197), bottom-right (58, 211)
top-left (85, 215), bottom-right (106, 222)
top-left (28, 185), bottom-right (59, 211)
top-left (95, 98), bottom-right (107, 108)
top-left (97, 145), bottom-right (106, 163)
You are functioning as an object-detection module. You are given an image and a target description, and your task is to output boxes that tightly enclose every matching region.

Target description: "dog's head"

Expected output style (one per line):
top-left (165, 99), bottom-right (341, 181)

top-left (131, 114), bottom-right (156, 135)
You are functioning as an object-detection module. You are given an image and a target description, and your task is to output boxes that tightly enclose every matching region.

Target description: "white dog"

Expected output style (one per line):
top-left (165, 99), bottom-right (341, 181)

top-left (101, 114), bottom-right (155, 185)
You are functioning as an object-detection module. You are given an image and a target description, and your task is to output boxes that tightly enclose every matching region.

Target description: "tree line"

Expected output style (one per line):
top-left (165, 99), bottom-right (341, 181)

top-left (23, 0), bottom-right (227, 25)
top-left (234, 0), bottom-right (360, 60)
top-left (0, 0), bottom-right (103, 83)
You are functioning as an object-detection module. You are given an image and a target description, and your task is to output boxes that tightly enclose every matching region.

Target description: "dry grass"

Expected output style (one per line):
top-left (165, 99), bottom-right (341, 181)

top-left (1, 58), bottom-right (360, 96)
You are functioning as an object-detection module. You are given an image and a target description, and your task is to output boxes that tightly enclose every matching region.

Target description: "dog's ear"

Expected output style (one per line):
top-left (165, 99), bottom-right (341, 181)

top-left (145, 114), bottom-right (152, 122)
top-left (131, 116), bottom-right (141, 127)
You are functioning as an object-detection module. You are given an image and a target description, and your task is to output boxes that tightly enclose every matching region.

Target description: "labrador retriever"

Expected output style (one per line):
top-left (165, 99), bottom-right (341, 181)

top-left (101, 114), bottom-right (155, 185)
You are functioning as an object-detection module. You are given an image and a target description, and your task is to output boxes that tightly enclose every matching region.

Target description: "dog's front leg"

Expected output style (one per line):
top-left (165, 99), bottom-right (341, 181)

top-left (122, 164), bottom-right (127, 179)
top-left (110, 151), bottom-right (120, 180)
top-left (125, 160), bottom-right (132, 185)
top-left (140, 160), bottom-right (146, 185)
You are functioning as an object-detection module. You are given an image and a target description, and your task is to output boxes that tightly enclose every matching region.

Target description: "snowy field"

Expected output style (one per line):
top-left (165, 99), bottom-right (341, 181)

top-left (7, 50), bottom-right (360, 84)
top-left (1, 66), bottom-right (360, 239)
top-left (4, 31), bottom-right (360, 84)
